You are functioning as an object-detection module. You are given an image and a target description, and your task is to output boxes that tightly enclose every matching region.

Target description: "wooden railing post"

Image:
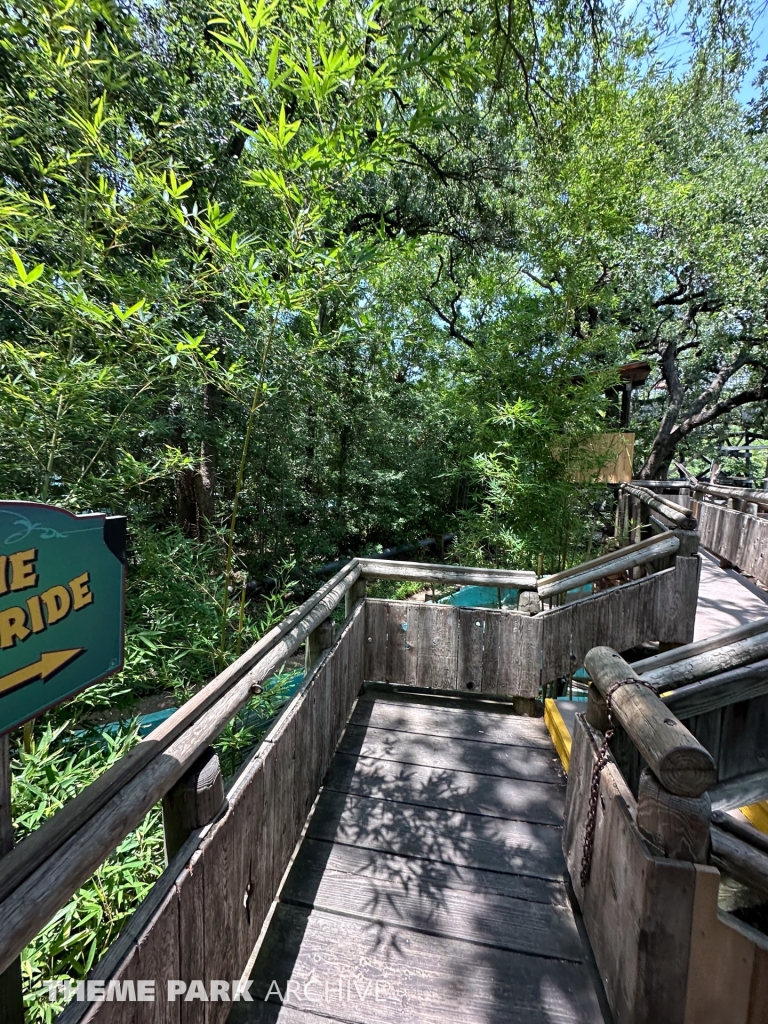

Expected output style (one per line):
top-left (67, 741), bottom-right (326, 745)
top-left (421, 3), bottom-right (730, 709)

top-left (517, 590), bottom-right (541, 615)
top-left (345, 577), bottom-right (366, 618)
top-left (636, 768), bottom-right (711, 862)
top-left (162, 747), bottom-right (225, 862)
top-left (586, 684), bottom-right (609, 732)
top-left (305, 617), bottom-right (335, 675)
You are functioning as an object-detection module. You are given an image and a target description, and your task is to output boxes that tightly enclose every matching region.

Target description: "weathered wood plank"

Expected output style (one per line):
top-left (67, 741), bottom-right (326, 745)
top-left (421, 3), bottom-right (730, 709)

top-left (363, 598), bottom-right (388, 682)
top-left (538, 533), bottom-right (680, 598)
top-left (238, 902), bottom-right (604, 1024)
top-left (358, 557), bottom-right (537, 589)
top-left (385, 600), bottom-right (407, 684)
top-left (456, 608), bottom-right (485, 693)
top-left (280, 838), bottom-right (583, 961)
top-left (564, 714), bottom-right (697, 1024)
top-left (350, 696), bottom-right (553, 748)
top-left (717, 693), bottom-right (768, 781)
top-left (283, 836), bottom-right (570, 907)
top-left (307, 790), bottom-right (567, 879)
top-left (323, 753), bottom-right (565, 825)
top-left (337, 724), bottom-right (564, 783)
top-left (663, 659), bottom-right (768, 718)
top-left (416, 602), bottom-right (459, 689)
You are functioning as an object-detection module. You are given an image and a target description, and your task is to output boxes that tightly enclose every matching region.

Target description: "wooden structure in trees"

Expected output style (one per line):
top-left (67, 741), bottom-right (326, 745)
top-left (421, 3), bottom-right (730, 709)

top-left (5, 515), bottom-right (768, 1024)
top-left (626, 477), bottom-right (768, 587)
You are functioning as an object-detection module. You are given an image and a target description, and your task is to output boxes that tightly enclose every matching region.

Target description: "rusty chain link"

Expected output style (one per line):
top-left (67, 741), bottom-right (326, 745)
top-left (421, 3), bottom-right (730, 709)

top-left (579, 676), bottom-right (657, 888)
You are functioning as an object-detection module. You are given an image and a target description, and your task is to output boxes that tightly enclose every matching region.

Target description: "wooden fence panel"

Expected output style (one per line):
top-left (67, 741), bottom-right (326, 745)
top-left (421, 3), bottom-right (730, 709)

top-left (693, 501), bottom-right (768, 585)
top-left (62, 603), bottom-right (366, 1024)
top-left (457, 609), bottom-right (485, 693)
top-left (365, 560), bottom-right (698, 696)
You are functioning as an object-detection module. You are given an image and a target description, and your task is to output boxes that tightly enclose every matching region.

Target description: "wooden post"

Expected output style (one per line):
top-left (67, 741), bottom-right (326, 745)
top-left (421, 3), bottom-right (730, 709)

top-left (0, 736), bottom-right (24, 1024)
top-left (586, 684), bottom-right (609, 733)
top-left (161, 747), bottom-right (225, 862)
top-left (344, 577), bottom-right (366, 619)
top-left (512, 696), bottom-right (537, 717)
top-left (305, 617), bottom-right (335, 676)
top-left (517, 590), bottom-right (541, 615)
top-left (636, 768), bottom-right (711, 862)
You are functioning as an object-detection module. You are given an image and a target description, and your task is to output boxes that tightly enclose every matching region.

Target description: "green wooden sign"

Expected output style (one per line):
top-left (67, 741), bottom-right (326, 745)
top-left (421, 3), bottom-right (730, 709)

top-left (0, 502), bottom-right (126, 734)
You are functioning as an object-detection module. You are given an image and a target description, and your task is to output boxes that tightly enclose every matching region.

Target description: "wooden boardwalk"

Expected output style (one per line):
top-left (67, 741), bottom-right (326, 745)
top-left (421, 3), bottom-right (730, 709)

top-left (694, 549), bottom-right (768, 640)
top-left (230, 689), bottom-right (609, 1024)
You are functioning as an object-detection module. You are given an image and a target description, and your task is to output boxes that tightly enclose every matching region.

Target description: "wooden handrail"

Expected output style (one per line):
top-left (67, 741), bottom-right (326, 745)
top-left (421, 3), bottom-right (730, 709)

top-left (710, 826), bottom-right (768, 896)
top-left (691, 481), bottom-right (768, 509)
top-left (0, 562), bottom-right (361, 969)
top-left (358, 558), bottom-right (537, 589)
top-left (537, 533), bottom-right (680, 598)
top-left (621, 482), bottom-right (697, 529)
top-left (633, 617), bottom-right (768, 674)
top-left (584, 647), bottom-right (716, 797)
top-left (641, 631), bottom-right (768, 693)
top-left (661, 658), bottom-right (768, 718)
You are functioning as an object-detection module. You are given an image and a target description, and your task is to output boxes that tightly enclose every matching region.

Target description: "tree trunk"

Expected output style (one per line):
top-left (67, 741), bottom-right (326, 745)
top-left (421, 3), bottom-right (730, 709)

top-left (175, 384), bottom-right (218, 539)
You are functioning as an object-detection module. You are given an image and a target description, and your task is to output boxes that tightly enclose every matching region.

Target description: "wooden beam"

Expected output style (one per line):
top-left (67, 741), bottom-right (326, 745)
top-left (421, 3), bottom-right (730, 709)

top-left (710, 826), bottom-right (768, 896)
top-left (661, 659), bottom-right (768, 718)
top-left (305, 618), bottom-right (335, 675)
top-left (584, 646), bottom-right (716, 797)
top-left (358, 558), bottom-right (537, 589)
top-left (692, 481), bottom-right (768, 510)
top-left (621, 483), bottom-right (698, 529)
top-left (538, 534), bottom-right (680, 599)
top-left (344, 577), bottom-right (366, 618)
top-left (162, 748), bottom-right (225, 862)
top-left (711, 811), bottom-right (768, 857)
top-left (539, 530), bottom-right (671, 588)
top-left (634, 617), bottom-right (768, 675)
top-left (710, 768), bottom-right (768, 813)
top-left (636, 768), bottom-right (711, 862)
top-left (643, 633), bottom-right (768, 693)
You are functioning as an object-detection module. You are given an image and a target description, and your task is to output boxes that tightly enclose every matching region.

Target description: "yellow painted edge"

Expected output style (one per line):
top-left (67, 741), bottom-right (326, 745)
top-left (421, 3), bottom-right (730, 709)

top-left (741, 800), bottom-right (768, 835)
top-left (544, 697), bottom-right (572, 773)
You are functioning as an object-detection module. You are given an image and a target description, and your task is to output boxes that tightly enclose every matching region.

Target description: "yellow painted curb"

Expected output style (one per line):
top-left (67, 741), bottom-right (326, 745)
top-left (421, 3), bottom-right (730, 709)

top-left (741, 800), bottom-right (768, 835)
top-left (544, 698), bottom-right (571, 774)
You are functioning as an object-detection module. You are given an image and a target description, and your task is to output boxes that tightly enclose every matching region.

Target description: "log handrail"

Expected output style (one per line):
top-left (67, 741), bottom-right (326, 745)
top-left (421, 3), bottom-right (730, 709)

top-left (641, 631), bottom-right (768, 693)
top-left (0, 562), bottom-right (363, 975)
top-left (661, 658), bottom-right (768, 718)
top-left (691, 481), bottom-right (768, 509)
top-left (621, 482), bottom-right (698, 529)
top-left (584, 646), bottom-right (716, 797)
top-left (633, 616), bottom-right (768, 674)
top-left (358, 557), bottom-right (537, 589)
top-left (537, 532), bottom-right (680, 598)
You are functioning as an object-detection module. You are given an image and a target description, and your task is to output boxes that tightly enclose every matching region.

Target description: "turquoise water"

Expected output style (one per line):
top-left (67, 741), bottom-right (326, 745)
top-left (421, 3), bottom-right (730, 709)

top-left (439, 585), bottom-right (519, 608)
top-left (439, 582), bottom-right (594, 609)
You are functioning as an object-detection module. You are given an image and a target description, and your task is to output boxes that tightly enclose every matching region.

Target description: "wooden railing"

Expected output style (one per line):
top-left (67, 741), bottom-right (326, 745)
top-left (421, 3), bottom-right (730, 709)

top-left (628, 477), bottom-right (768, 586)
top-left (2, 535), bottom-right (703, 1021)
top-left (565, 632), bottom-right (768, 1024)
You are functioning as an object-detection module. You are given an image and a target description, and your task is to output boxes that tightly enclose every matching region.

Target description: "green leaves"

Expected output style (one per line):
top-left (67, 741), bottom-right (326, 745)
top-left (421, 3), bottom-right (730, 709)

top-left (8, 249), bottom-right (45, 287)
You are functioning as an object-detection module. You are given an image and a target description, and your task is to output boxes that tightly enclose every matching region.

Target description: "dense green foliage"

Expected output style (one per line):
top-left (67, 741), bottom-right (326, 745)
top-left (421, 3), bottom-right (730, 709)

top-left (1, 0), bottom-right (767, 1018)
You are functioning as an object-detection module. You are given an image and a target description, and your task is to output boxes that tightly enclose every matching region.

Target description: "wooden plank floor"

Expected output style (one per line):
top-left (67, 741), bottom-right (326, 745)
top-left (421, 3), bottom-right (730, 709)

top-left (230, 689), bottom-right (610, 1024)
top-left (695, 549), bottom-right (768, 640)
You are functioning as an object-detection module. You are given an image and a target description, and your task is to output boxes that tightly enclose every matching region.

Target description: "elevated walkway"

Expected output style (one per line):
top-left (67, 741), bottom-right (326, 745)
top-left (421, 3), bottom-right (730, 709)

top-left (695, 550), bottom-right (768, 640)
top-left (232, 689), bottom-right (609, 1023)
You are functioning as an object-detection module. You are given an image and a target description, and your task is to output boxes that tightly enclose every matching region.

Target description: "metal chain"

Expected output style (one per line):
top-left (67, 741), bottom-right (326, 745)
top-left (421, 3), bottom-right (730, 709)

top-left (579, 676), bottom-right (657, 888)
